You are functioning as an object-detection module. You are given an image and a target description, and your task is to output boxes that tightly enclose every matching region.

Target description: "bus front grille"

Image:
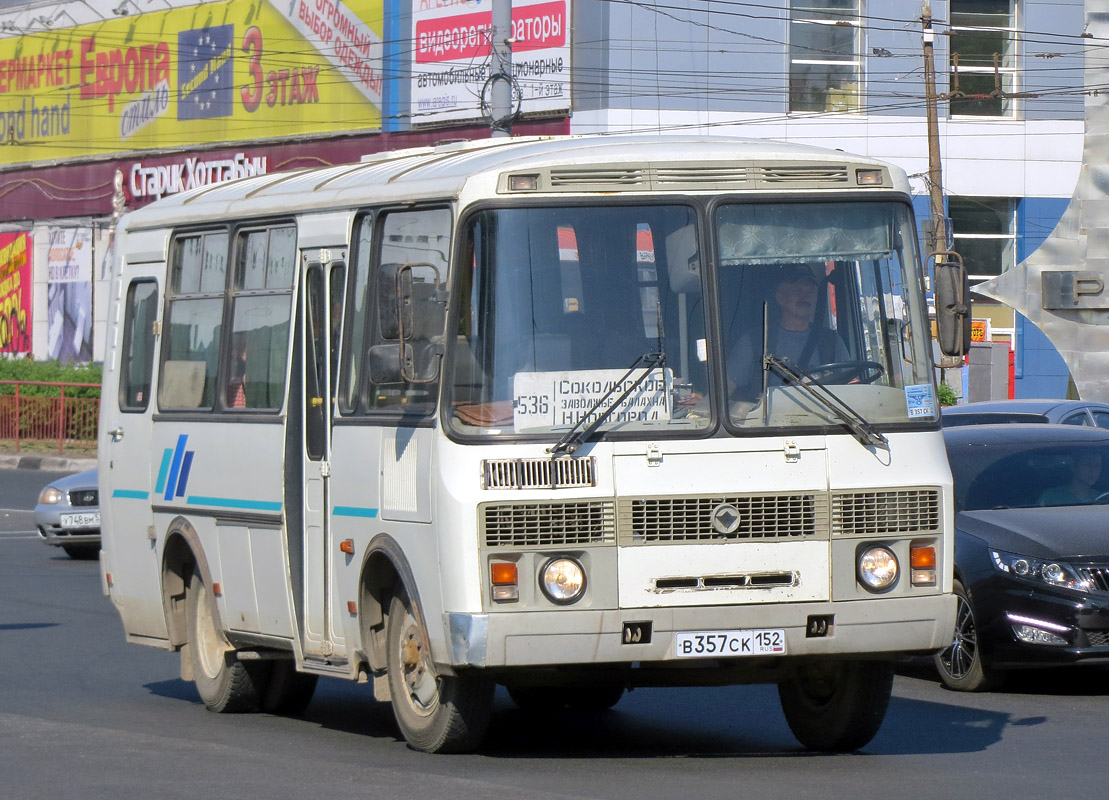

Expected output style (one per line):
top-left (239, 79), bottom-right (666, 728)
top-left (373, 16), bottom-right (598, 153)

top-left (831, 489), bottom-right (941, 536)
top-left (482, 457), bottom-right (596, 489)
top-left (619, 494), bottom-right (823, 544)
top-left (482, 500), bottom-right (616, 548)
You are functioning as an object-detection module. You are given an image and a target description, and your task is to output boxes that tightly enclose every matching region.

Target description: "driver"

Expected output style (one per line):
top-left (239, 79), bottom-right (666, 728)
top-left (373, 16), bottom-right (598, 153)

top-left (1038, 451), bottom-right (1103, 506)
top-left (727, 264), bottom-right (848, 401)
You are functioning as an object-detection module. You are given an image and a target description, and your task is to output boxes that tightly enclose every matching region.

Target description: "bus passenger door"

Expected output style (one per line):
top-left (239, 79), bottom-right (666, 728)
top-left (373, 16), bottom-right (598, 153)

top-left (291, 257), bottom-right (344, 659)
top-left (100, 260), bottom-right (166, 640)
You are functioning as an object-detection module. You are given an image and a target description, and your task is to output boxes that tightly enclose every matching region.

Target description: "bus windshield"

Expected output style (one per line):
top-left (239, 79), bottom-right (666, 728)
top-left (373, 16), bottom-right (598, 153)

top-left (448, 200), bottom-right (935, 439)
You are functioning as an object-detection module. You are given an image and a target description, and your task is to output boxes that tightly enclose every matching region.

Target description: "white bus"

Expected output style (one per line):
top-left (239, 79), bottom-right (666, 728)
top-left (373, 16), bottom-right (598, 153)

top-left (100, 135), bottom-right (958, 754)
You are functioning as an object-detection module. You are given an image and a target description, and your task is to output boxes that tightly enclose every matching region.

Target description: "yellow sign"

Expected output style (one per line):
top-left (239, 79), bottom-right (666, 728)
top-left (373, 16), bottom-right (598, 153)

top-left (0, 0), bottom-right (382, 167)
top-left (970, 319), bottom-right (988, 342)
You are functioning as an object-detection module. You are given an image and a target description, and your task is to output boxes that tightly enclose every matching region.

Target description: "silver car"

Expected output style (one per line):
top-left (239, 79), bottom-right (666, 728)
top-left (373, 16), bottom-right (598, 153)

top-left (34, 468), bottom-right (100, 559)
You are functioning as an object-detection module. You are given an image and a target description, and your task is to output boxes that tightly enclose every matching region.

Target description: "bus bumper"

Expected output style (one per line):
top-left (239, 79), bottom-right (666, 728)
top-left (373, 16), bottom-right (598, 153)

top-left (445, 594), bottom-right (956, 669)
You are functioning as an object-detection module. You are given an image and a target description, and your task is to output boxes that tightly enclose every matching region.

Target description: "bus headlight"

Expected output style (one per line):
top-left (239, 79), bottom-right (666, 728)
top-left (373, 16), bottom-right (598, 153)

top-left (857, 546), bottom-right (899, 592)
top-left (540, 557), bottom-right (586, 604)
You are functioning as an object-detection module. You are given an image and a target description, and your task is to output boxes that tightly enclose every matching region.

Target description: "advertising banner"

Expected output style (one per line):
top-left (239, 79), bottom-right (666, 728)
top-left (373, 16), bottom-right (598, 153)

top-left (0, 232), bottom-right (32, 354)
top-left (46, 228), bottom-right (94, 363)
top-left (0, 0), bottom-right (383, 168)
top-left (412, 0), bottom-right (570, 125)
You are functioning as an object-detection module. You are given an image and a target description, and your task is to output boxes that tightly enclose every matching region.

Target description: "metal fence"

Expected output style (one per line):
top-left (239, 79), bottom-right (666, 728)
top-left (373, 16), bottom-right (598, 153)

top-left (0, 381), bottom-right (100, 453)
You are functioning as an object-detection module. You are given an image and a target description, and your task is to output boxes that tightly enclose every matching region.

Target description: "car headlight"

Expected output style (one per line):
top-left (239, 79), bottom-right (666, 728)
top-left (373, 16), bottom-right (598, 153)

top-left (38, 486), bottom-right (64, 505)
top-left (857, 545), bottom-right (899, 592)
top-left (539, 557), bottom-right (586, 604)
top-left (991, 549), bottom-right (1091, 592)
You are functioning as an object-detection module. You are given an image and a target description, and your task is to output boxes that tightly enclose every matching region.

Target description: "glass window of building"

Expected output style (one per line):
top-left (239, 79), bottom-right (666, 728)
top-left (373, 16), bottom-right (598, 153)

top-left (789, 0), bottom-right (862, 113)
top-left (949, 0), bottom-right (1018, 117)
top-left (949, 196), bottom-right (1016, 298)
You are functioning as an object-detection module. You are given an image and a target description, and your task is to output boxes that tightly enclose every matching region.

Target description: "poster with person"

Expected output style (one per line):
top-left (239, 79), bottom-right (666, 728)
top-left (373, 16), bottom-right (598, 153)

top-left (46, 227), bottom-right (93, 363)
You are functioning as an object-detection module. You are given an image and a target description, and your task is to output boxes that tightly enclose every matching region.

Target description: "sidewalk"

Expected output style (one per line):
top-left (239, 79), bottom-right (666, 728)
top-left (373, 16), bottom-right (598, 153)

top-left (0, 451), bottom-right (98, 472)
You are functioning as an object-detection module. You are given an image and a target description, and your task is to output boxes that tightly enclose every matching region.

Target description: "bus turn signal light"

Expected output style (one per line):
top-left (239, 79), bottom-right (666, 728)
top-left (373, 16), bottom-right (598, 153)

top-left (340, 539), bottom-right (355, 555)
top-left (911, 545), bottom-right (937, 586)
top-left (490, 561), bottom-right (519, 602)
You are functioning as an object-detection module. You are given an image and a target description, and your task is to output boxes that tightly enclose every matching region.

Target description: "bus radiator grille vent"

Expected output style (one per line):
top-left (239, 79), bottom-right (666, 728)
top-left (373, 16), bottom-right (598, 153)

top-left (756, 165), bottom-right (849, 185)
top-left (1077, 567), bottom-right (1109, 593)
top-left (548, 168), bottom-right (648, 189)
top-left (653, 166), bottom-right (753, 187)
top-left (482, 500), bottom-right (616, 548)
top-left (482, 457), bottom-right (596, 489)
top-left (831, 488), bottom-right (941, 536)
top-left (619, 494), bottom-right (822, 544)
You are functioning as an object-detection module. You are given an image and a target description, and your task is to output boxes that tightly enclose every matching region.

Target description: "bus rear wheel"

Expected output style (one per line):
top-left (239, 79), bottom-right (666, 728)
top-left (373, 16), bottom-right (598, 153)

top-left (386, 591), bottom-right (493, 753)
top-left (187, 571), bottom-right (266, 713)
top-left (777, 659), bottom-right (893, 752)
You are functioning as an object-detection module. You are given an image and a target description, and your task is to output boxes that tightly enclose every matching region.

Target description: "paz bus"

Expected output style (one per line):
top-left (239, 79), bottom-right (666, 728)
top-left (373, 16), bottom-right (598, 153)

top-left (99, 135), bottom-right (959, 754)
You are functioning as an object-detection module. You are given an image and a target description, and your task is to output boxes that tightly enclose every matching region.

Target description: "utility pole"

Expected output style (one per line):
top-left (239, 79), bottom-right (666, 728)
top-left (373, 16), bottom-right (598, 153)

top-left (922, 3), bottom-right (946, 255)
top-left (490, 0), bottom-right (514, 137)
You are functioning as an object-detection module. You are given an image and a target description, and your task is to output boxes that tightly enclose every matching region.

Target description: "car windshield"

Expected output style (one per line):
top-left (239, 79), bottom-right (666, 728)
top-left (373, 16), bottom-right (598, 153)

top-left (949, 440), bottom-right (1109, 511)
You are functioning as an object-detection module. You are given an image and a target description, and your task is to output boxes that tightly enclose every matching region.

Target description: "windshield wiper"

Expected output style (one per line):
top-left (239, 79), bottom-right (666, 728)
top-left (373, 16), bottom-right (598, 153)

top-left (549, 351), bottom-right (666, 456)
top-left (763, 355), bottom-right (889, 450)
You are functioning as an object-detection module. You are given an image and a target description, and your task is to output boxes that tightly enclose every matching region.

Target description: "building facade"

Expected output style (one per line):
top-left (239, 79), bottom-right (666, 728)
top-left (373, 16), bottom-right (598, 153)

top-left (0, 0), bottom-right (1085, 398)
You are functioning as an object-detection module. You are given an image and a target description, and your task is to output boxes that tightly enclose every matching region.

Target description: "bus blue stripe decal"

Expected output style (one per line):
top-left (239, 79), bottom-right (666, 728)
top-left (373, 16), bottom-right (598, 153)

top-left (164, 434), bottom-right (188, 501)
top-left (155, 448), bottom-right (173, 495)
top-left (333, 506), bottom-right (379, 518)
top-left (186, 496), bottom-right (282, 512)
top-left (112, 489), bottom-right (150, 500)
top-left (176, 451), bottom-right (194, 499)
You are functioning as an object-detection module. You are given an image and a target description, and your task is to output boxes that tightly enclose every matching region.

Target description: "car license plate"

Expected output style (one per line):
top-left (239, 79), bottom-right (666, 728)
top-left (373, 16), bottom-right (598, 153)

top-left (674, 628), bottom-right (786, 658)
top-left (61, 512), bottom-right (100, 528)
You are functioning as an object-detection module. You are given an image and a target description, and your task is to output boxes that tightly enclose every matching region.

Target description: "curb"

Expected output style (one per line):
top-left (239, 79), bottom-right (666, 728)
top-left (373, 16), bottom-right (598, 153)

top-left (0, 454), bottom-right (98, 472)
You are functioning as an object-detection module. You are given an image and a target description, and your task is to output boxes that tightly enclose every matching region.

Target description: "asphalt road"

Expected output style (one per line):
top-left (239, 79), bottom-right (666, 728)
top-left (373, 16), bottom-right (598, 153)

top-left (3, 467), bottom-right (1109, 799)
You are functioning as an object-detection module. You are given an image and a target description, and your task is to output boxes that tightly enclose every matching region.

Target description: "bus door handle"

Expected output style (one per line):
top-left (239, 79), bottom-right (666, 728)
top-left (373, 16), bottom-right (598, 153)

top-left (109, 427), bottom-right (124, 442)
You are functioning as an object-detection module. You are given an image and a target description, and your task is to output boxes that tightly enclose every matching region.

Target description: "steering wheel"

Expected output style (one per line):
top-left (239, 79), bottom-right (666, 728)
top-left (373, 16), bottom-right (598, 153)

top-left (1093, 491), bottom-right (1109, 504)
top-left (806, 360), bottom-right (885, 385)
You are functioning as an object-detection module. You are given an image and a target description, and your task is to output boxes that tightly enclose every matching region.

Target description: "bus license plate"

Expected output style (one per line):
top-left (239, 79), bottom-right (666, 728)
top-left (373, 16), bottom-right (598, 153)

top-left (674, 629), bottom-right (786, 658)
top-left (61, 512), bottom-right (100, 528)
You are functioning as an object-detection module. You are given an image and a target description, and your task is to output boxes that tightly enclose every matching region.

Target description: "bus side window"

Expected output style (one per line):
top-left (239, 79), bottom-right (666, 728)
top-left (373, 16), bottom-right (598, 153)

top-left (224, 226), bottom-right (295, 410)
top-left (338, 214), bottom-right (373, 415)
top-left (365, 208), bottom-right (451, 413)
top-left (160, 231), bottom-right (227, 410)
top-left (119, 280), bottom-right (158, 411)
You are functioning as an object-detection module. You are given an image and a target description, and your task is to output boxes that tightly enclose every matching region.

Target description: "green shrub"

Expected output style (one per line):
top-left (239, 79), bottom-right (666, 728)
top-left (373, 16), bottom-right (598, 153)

top-left (937, 382), bottom-right (958, 407)
top-left (0, 359), bottom-right (101, 398)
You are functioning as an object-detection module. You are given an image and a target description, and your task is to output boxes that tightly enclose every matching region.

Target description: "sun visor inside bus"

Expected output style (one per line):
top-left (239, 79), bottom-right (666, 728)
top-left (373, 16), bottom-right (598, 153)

top-left (716, 205), bottom-right (894, 266)
top-left (665, 225), bottom-right (702, 294)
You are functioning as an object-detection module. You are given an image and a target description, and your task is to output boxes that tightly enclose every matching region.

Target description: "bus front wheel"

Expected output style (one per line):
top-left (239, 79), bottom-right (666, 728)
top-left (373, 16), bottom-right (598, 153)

top-left (777, 659), bottom-right (893, 752)
top-left (385, 591), bottom-right (494, 753)
top-left (186, 571), bottom-right (266, 713)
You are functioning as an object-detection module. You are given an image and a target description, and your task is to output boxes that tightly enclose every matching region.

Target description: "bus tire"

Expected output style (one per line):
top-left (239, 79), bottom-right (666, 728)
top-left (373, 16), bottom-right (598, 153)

top-left (187, 571), bottom-right (266, 713)
top-left (777, 659), bottom-right (893, 752)
top-left (386, 591), bottom-right (494, 753)
top-left (260, 661), bottom-right (318, 715)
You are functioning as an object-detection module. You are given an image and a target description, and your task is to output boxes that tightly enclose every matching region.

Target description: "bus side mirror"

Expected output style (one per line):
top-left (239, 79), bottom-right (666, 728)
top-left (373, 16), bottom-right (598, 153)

top-left (374, 262), bottom-right (444, 383)
top-left (376, 262), bottom-right (443, 340)
top-left (933, 251), bottom-right (971, 357)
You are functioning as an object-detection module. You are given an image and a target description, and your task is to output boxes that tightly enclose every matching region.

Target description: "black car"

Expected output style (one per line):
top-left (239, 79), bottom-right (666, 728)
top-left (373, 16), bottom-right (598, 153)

top-left (941, 398), bottom-right (1109, 428)
top-left (937, 424), bottom-right (1109, 690)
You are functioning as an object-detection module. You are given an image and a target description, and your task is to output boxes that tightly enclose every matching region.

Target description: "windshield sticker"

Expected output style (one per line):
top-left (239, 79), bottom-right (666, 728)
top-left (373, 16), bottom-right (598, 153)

top-left (905, 384), bottom-right (936, 418)
top-left (513, 368), bottom-right (673, 431)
